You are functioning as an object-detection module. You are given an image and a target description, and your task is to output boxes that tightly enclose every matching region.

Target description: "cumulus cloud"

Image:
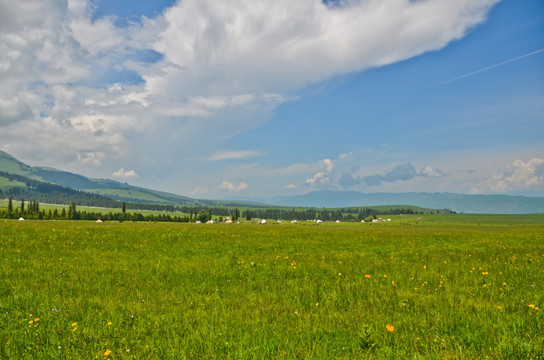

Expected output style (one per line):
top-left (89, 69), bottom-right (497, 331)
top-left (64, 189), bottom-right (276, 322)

top-left (0, 0), bottom-right (499, 177)
top-left (219, 181), bottom-right (249, 192)
top-left (112, 167), bottom-right (139, 179)
top-left (420, 166), bottom-right (447, 178)
top-left (306, 158), bottom-right (334, 186)
top-left (473, 158), bottom-right (544, 193)
top-left (339, 163), bottom-right (446, 189)
top-left (306, 172), bottom-right (329, 186)
top-left (152, 0), bottom-right (498, 96)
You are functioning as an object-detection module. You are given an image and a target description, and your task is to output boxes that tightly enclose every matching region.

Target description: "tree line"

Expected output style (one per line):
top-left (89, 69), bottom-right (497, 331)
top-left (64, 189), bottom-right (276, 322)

top-left (0, 197), bottom-right (453, 223)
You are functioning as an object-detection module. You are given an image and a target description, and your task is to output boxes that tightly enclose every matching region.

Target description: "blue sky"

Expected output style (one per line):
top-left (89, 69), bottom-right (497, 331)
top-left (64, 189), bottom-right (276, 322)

top-left (0, 0), bottom-right (543, 198)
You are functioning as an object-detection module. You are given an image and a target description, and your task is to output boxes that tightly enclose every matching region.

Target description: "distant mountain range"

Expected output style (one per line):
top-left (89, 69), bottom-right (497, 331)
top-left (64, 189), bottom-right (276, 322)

top-left (1, 150), bottom-right (543, 213)
top-left (245, 191), bottom-right (544, 214)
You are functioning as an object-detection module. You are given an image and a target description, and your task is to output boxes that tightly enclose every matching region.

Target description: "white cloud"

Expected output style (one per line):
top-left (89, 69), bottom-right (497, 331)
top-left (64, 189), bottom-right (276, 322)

top-left (339, 163), bottom-right (448, 189)
top-left (112, 167), bottom-right (139, 179)
top-left (0, 0), bottom-right (499, 182)
top-left (219, 181), bottom-right (249, 192)
top-left (284, 184), bottom-right (298, 190)
top-left (474, 158), bottom-right (544, 193)
top-left (152, 0), bottom-right (498, 97)
top-left (323, 158), bottom-right (334, 173)
top-left (419, 166), bottom-right (446, 178)
top-left (338, 152), bottom-right (353, 160)
top-left (210, 149), bottom-right (262, 161)
top-left (306, 172), bottom-right (328, 186)
top-left (305, 158), bottom-right (335, 186)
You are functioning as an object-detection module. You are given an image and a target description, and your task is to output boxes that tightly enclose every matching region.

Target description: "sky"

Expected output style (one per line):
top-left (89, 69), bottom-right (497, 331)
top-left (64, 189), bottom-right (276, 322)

top-left (0, 0), bottom-right (543, 199)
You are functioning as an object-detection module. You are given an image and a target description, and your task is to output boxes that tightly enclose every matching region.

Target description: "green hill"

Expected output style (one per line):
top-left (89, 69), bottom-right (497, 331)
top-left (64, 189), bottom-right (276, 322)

top-left (0, 171), bottom-right (122, 207)
top-left (0, 150), bottom-right (264, 207)
top-left (0, 150), bottom-right (33, 175)
top-left (0, 150), bottom-right (199, 205)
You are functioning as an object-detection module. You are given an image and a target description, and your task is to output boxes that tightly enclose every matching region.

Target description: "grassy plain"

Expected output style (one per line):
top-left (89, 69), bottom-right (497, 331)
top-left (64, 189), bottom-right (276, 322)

top-left (0, 199), bottom-right (190, 218)
top-left (1, 215), bottom-right (543, 359)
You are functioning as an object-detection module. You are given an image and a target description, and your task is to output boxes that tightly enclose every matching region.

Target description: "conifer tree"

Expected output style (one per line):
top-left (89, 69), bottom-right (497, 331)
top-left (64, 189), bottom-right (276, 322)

top-left (7, 197), bottom-right (12, 218)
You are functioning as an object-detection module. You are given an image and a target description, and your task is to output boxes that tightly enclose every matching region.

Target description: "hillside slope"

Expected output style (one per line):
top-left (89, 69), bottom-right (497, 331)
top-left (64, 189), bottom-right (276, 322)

top-left (0, 151), bottom-right (264, 207)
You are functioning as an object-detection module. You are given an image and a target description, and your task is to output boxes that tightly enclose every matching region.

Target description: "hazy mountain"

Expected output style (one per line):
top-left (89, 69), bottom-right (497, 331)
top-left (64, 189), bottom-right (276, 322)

top-left (252, 190), bottom-right (544, 214)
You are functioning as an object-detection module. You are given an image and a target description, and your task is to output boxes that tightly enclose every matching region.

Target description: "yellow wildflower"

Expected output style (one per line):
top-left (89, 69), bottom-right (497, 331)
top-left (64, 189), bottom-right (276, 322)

top-left (386, 324), bottom-right (394, 332)
top-left (104, 349), bottom-right (112, 357)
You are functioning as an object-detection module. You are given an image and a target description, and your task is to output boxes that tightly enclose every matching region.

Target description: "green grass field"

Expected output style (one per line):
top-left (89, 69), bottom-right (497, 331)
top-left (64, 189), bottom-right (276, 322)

top-left (1, 215), bottom-right (543, 359)
top-left (0, 199), bottom-right (191, 218)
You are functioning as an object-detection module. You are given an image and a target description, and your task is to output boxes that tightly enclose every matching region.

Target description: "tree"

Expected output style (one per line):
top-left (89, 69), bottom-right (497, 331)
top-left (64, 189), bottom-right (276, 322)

top-left (20, 199), bottom-right (25, 214)
top-left (232, 208), bottom-right (240, 221)
top-left (7, 197), bottom-right (12, 218)
top-left (197, 209), bottom-right (211, 223)
top-left (246, 209), bottom-right (251, 221)
top-left (121, 201), bottom-right (126, 221)
top-left (68, 202), bottom-right (77, 220)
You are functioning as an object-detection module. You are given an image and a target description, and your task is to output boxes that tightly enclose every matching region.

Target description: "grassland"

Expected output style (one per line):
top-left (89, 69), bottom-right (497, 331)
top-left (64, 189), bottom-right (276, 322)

top-left (1, 215), bottom-right (543, 359)
top-left (0, 199), bottom-right (190, 218)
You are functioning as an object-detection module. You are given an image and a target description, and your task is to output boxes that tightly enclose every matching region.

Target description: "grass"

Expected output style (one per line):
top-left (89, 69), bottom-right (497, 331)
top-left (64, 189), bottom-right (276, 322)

top-left (1, 215), bottom-right (543, 359)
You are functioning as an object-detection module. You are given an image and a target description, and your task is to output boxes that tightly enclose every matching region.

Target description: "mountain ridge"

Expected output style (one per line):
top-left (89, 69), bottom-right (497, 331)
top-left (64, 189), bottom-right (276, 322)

top-left (224, 190), bottom-right (544, 214)
top-left (2, 150), bottom-right (543, 213)
top-left (0, 150), bottom-right (264, 207)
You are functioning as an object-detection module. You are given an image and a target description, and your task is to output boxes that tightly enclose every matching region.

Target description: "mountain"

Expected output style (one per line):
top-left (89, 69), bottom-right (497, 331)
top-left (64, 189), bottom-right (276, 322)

top-left (254, 190), bottom-right (544, 214)
top-left (0, 170), bottom-right (125, 207)
top-left (2, 151), bottom-right (543, 213)
top-left (0, 150), bottom-right (263, 207)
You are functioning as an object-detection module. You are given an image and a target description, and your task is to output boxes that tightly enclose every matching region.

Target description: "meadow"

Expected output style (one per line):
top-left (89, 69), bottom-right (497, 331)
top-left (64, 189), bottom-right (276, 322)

top-left (1, 215), bottom-right (543, 359)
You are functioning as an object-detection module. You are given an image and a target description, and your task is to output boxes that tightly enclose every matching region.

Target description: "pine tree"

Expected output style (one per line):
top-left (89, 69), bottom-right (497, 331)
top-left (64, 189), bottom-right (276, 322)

top-left (232, 208), bottom-right (240, 221)
top-left (67, 202), bottom-right (78, 220)
top-left (7, 197), bottom-right (12, 218)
